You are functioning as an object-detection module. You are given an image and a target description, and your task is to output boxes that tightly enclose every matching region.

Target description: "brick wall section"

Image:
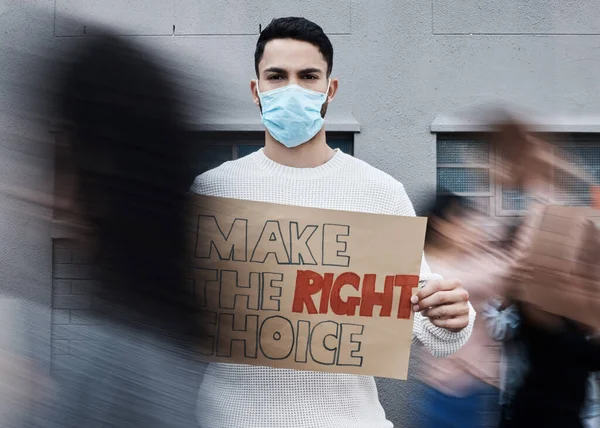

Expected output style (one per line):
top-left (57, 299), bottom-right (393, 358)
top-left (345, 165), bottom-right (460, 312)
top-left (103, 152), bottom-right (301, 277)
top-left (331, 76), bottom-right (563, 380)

top-left (51, 238), bottom-right (101, 372)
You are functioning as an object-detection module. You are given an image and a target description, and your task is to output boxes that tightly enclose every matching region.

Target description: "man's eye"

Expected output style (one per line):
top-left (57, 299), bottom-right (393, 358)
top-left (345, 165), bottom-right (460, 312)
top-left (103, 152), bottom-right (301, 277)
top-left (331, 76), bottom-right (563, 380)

top-left (267, 75), bottom-right (284, 80)
top-left (303, 75), bottom-right (318, 80)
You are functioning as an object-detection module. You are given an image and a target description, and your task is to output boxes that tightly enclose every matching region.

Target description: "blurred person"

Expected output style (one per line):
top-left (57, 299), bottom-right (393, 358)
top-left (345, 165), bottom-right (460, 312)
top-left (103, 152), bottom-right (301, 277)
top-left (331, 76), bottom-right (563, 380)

top-left (485, 299), bottom-right (600, 428)
top-left (0, 10), bottom-right (206, 424)
top-left (482, 298), bottom-right (524, 428)
top-left (485, 117), bottom-right (600, 428)
top-left (503, 203), bottom-right (600, 427)
top-left (482, 222), bottom-right (528, 428)
top-left (416, 193), bottom-right (513, 428)
top-left (583, 374), bottom-right (600, 428)
top-left (190, 17), bottom-right (475, 428)
top-left (505, 302), bottom-right (600, 428)
top-left (35, 30), bottom-right (205, 428)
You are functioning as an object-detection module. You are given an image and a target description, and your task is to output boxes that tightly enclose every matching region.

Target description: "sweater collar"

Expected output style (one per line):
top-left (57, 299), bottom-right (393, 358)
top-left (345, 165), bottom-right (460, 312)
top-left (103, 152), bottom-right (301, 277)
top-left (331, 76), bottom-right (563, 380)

top-left (249, 148), bottom-right (348, 179)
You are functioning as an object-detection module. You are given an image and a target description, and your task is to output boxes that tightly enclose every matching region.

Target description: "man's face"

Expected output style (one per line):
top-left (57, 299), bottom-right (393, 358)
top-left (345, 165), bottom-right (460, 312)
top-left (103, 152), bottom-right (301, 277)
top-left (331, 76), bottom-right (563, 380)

top-left (251, 38), bottom-right (338, 111)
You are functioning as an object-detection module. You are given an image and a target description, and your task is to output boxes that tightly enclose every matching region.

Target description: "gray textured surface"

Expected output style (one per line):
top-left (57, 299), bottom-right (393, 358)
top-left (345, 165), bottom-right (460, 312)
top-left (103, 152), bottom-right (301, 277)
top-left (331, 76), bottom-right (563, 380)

top-left (434, 0), bottom-right (600, 35)
top-left (0, 0), bottom-right (56, 373)
top-left (55, 0), bottom-right (173, 36)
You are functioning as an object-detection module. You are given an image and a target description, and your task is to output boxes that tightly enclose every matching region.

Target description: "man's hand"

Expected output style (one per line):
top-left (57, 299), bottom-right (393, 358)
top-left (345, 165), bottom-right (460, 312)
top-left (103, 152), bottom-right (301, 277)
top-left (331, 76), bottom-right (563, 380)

top-left (411, 278), bottom-right (470, 332)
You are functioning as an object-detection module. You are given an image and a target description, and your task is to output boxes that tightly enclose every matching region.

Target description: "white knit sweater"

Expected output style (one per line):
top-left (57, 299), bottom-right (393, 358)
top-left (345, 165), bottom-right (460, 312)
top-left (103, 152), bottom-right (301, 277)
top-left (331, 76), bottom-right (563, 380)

top-left (191, 148), bottom-right (475, 428)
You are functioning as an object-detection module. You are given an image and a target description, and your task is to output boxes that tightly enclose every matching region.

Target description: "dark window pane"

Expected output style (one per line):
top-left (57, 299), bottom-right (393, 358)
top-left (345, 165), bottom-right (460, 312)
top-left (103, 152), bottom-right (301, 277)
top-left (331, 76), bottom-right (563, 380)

top-left (437, 139), bottom-right (489, 164)
top-left (237, 145), bottom-right (263, 158)
top-left (190, 145), bottom-right (232, 175)
top-left (501, 186), bottom-right (531, 211)
top-left (190, 132), bottom-right (354, 174)
top-left (554, 145), bottom-right (600, 206)
top-left (437, 167), bottom-right (490, 193)
top-left (328, 137), bottom-right (353, 155)
top-left (554, 173), bottom-right (590, 206)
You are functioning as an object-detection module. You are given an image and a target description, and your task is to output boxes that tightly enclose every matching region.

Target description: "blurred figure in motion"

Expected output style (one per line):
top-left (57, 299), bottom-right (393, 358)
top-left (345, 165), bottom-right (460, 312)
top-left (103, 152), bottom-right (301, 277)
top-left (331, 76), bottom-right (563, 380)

top-left (484, 116), bottom-right (600, 428)
top-left (486, 296), bottom-right (600, 428)
top-left (482, 297), bottom-right (524, 428)
top-left (505, 301), bottom-right (600, 428)
top-left (416, 192), bottom-right (513, 428)
top-left (417, 112), bottom-right (600, 428)
top-left (37, 31), bottom-right (204, 427)
top-left (482, 222), bottom-right (528, 428)
top-left (583, 374), bottom-right (600, 428)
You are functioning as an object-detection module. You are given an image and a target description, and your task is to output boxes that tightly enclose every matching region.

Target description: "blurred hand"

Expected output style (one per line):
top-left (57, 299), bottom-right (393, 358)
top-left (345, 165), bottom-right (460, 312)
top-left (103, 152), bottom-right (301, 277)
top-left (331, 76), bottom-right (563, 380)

top-left (411, 278), bottom-right (470, 332)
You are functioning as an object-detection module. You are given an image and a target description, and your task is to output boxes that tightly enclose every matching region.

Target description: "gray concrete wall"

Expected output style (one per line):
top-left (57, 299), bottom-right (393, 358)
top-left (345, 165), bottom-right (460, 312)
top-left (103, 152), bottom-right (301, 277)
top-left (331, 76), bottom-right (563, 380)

top-left (3, 0), bottom-right (600, 426)
top-left (0, 0), bottom-right (58, 372)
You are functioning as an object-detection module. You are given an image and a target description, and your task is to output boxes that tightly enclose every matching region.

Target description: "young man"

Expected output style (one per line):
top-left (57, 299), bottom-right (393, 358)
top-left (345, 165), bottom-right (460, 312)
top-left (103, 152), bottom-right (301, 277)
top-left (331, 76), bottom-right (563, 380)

top-left (192, 17), bottom-right (475, 428)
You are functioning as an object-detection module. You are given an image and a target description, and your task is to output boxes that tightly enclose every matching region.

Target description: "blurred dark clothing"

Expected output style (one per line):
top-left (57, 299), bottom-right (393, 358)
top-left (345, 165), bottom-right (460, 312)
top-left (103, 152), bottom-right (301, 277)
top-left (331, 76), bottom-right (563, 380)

top-left (511, 306), bottom-right (600, 428)
top-left (59, 33), bottom-right (197, 342)
top-left (33, 28), bottom-right (205, 427)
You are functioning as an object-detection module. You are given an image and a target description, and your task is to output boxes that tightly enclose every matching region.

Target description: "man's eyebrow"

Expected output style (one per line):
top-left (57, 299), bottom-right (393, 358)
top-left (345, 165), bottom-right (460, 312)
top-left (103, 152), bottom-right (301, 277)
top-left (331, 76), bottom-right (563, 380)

top-left (263, 67), bottom-right (287, 74)
top-left (298, 67), bottom-right (324, 74)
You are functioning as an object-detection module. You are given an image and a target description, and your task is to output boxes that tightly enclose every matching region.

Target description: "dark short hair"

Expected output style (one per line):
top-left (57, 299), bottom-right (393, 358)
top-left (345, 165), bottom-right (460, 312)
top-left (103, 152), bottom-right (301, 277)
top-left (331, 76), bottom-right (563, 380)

top-left (254, 17), bottom-right (334, 76)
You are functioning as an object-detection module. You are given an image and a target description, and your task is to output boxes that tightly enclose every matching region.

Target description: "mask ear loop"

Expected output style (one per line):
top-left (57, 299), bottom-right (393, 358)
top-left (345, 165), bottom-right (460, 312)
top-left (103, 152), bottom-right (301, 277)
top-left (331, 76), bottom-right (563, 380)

top-left (323, 79), bottom-right (332, 102)
top-left (255, 79), bottom-right (261, 96)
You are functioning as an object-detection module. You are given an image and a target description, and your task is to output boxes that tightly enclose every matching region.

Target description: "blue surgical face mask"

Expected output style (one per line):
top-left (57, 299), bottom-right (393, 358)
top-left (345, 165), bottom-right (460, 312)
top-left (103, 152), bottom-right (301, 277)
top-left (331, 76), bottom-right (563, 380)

top-left (257, 81), bottom-right (330, 148)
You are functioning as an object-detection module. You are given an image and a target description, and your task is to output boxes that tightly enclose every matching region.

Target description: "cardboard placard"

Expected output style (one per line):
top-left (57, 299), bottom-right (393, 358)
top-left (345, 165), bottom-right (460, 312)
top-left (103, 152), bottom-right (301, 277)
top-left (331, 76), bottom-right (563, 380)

top-left (592, 186), bottom-right (600, 209)
top-left (514, 205), bottom-right (600, 329)
top-left (188, 195), bottom-right (427, 380)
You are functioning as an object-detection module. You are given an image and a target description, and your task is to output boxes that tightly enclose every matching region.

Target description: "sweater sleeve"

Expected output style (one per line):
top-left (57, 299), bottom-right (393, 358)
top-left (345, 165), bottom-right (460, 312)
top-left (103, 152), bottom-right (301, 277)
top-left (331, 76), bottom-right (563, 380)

top-left (393, 183), bottom-right (476, 358)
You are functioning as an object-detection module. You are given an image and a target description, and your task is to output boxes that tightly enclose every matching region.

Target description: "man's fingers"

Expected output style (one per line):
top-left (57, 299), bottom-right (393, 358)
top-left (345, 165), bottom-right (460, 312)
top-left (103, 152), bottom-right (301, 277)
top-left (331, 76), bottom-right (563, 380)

top-left (413, 279), bottom-right (462, 304)
top-left (423, 302), bottom-right (470, 319)
top-left (413, 288), bottom-right (469, 312)
top-left (429, 315), bottom-right (470, 331)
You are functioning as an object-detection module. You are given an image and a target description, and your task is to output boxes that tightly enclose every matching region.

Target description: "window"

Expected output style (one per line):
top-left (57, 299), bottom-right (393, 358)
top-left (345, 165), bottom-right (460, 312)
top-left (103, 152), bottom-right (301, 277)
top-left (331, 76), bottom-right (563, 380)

top-left (189, 131), bottom-right (354, 176)
top-left (436, 133), bottom-right (600, 218)
top-left (553, 139), bottom-right (600, 206)
top-left (436, 136), bottom-right (493, 216)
